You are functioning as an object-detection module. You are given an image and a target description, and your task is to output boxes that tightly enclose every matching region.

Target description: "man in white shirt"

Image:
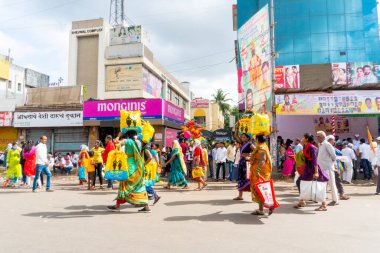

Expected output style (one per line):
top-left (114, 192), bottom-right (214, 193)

top-left (341, 142), bottom-right (357, 184)
top-left (293, 138), bottom-right (303, 154)
top-left (215, 142), bottom-right (227, 181)
top-left (359, 138), bottom-right (373, 180)
top-left (353, 134), bottom-right (361, 150)
top-left (211, 144), bottom-right (218, 179)
top-left (317, 131), bottom-right (339, 205)
top-left (226, 142), bottom-right (236, 181)
top-left (32, 136), bottom-right (54, 192)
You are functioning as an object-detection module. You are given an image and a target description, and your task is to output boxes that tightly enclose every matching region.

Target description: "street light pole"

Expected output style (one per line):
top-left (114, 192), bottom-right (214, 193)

top-left (269, 0), bottom-right (278, 170)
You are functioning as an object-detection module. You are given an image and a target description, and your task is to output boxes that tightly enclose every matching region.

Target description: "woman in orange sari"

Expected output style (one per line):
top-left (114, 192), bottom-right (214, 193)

top-left (250, 135), bottom-right (273, 216)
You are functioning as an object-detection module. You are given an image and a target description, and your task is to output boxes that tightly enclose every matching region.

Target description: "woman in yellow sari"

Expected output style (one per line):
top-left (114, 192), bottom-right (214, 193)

top-left (250, 135), bottom-right (273, 216)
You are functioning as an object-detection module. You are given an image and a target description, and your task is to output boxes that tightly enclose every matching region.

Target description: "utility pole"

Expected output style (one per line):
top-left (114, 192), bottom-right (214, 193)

top-left (269, 0), bottom-right (278, 169)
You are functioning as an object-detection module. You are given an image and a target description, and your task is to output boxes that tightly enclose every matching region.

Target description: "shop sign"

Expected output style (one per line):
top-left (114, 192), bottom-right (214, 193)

top-left (275, 65), bottom-right (300, 89)
top-left (14, 111), bottom-right (83, 127)
top-left (165, 128), bottom-right (178, 146)
top-left (71, 27), bottom-right (103, 35)
top-left (84, 99), bottom-right (184, 124)
top-left (276, 91), bottom-right (380, 115)
top-left (191, 99), bottom-right (209, 108)
top-left (213, 129), bottom-right (231, 141)
top-left (0, 112), bottom-right (12, 127)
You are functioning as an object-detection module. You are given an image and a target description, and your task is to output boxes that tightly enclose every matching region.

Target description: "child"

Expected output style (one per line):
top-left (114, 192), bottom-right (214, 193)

top-left (86, 151), bottom-right (96, 190)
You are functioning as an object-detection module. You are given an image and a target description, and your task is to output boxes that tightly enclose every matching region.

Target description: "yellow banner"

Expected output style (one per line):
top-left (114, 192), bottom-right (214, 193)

top-left (0, 128), bottom-right (18, 151)
top-left (0, 59), bottom-right (10, 80)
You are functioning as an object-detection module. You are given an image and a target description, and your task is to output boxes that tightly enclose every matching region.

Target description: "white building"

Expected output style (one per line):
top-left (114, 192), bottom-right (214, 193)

top-left (68, 18), bottom-right (191, 147)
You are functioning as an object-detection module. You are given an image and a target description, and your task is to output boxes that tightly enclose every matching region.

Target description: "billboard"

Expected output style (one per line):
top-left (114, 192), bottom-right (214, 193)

top-left (105, 64), bottom-right (142, 91)
top-left (238, 4), bottom-right (271, 112)
top-left (110, 25), bottom-right (142, 46)
top-left (314, 116), bottom-right (350, 134)
top-left (332, 62), bottom-right (380, 86)
top-left (276, 91), bottom-right (380, 115)
top-left (0, 58), bottom-right (10, 80)
top-left (275, 65), bottom-right (300, 89)
top-left (142, 67), bottom-right (163, 98)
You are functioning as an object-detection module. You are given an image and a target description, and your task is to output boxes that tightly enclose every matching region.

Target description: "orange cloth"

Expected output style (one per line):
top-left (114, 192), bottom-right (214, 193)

top-left (250, 143), bottom-right (272, 203)
top-left (86, 158), bottom-right (95, 173)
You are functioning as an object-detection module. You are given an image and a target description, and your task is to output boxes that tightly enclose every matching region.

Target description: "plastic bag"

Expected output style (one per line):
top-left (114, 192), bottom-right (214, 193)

top-left (142, 121), bottom-right (155, 143)
top-left (300, 180), bottom-right (327, 203)
top-left (120, 110), bottom-right (142, 134)
top-left (78, 166), bottom-right (86, 181)
top-left (104, 149), bottom-right (128, 181)
top-left (251, 113), bottom-right (271, 136)
top-left (254, 176), bottom-right (280, 209)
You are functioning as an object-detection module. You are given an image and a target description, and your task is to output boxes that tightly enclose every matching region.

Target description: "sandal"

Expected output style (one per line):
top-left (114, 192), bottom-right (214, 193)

top-left (182, 185), bottom-right (189, 189)
top-left (340, 195), bottom-right (350, 200)
top-left (138, 207), bottom-right (152, 213)
top-left (293, 202), bottom-right (306, 209)
top-left (268, 208), bottom-right (274, 216)
top-left (233, 197), bottom-right (244, 201)
top-left (163, 185), bottom-right (171, 189)
top-left (315, 206), bottom-right (327, 211)
top-left (153, 196), bottom-right (161, 205)
top-left (194, 188), bottom-right (201, 191)
top-left (251, 210), bottom-right (265, 216)
top-left (201, 184), bottom-right (207, 190)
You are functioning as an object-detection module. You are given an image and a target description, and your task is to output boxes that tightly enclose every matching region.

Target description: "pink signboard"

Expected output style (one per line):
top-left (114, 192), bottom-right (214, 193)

top-left (165, 128), bottom-right (178, 147)
top-left (191, 99), bottom-right (209, 108)
top-left (163, 100), bottom-right (185, 124)
top-left (83, 98), bottom-right (184, 124)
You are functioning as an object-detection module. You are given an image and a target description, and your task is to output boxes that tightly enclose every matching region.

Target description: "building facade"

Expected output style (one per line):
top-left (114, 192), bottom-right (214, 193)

top-left (190, 98), bottom-right (224, 131)
top-left (68, 19), bottom-right (190, 147)
top-left (237, 0), bottom-right (380, 65)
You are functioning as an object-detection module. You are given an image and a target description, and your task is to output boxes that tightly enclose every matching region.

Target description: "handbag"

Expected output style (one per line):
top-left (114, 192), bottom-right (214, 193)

top-left (254, 175), bottom-right (280, 209)
top-left (300, 180), bottom-right (327, 203)
top-left (104, 149), bottom-right (128, 181)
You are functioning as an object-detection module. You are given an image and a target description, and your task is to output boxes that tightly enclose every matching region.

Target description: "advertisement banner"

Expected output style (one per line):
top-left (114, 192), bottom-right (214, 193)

top-left (165, 128), bottom-right (178, 147)
top-left (105, 64), bottom-right (142, 91)
top-left (0, 58), bottom-right (10, 80)
top-left (163, 100), bottom-right (185, 124)
top-left (0, 128), bottom-right (18, 151)
top-left (238, 4), bottom-right (271, 112)
top-left (275, 65), bottom-right (300, 89)
top-left (332, 62), bottom-right (380, 86)
top-left (0, 112), bottom-right (12, 126)
top-left (83, 99), bottom-right (184, 124)
top-left (191, 99), bottom-right (209, 108)
top-left (110, 25), bottom-right (142, 45)
top-left (14, 111), bottom-right (83, 127)
top-left (276, 91), bottom-right (380, 115)
top-left (314, 116), bottom-right (350, 134)
top-left (142, 67), bottom-right (163, 98)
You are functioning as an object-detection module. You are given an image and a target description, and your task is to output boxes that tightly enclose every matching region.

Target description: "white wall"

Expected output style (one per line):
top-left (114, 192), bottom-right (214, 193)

top-left (277, 115), bottom-right (379, 140)
top-left (0, 64), bottom-right (26, 112)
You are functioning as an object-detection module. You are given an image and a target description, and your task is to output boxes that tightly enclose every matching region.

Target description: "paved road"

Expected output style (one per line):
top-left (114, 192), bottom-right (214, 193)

top-left (0, 177), bottom-right (379, 253)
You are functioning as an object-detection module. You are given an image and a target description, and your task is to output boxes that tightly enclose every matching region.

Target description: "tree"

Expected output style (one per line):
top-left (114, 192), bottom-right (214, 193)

top-left (212, 89), bottom-right (232, 129)
top-left (212, 89), bottom-right (232, 115)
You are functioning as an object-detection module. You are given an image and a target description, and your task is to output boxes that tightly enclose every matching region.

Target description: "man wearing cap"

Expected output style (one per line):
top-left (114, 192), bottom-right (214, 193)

top-left (317, 131), bottom-right (339, 206)
top-left (327, 136), bottom-right (350, 201)
top-left (376, 137), bottom-right (380, 194)
top-left (342, 142), bottom-right (357, 184)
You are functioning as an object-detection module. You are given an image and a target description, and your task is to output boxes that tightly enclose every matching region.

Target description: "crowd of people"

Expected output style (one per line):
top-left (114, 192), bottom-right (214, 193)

top-left (2, 127), bottom-right (379, 215)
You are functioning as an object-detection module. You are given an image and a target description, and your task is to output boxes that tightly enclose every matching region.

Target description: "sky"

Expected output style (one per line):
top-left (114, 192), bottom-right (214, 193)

top-left (0, 0), bottom-right (238, 103)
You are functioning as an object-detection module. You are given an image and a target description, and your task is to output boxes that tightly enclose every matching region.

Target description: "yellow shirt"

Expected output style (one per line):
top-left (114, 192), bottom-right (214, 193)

top-left (91, 147), bottom-right (104, 164)
top-left (86, 158), bottom-right (95, 173)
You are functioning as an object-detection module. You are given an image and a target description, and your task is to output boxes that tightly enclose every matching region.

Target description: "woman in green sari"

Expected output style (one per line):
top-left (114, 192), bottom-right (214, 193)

top-left (107, 132), bottom-right (151, 213)
top-left (164, 140), bottom-right (189, 189)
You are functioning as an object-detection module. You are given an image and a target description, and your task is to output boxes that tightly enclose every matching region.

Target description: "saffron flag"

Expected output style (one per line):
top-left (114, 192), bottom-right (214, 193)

top-left (367, 125), bottom-right (375, 153)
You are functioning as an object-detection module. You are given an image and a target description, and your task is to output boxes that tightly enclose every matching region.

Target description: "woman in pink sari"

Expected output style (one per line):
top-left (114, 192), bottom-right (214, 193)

top-left (282, 139), bottom-right (295, 179)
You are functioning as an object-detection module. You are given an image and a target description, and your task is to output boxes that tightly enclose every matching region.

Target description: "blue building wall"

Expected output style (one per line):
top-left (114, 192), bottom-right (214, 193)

top-left (237, 0), bottom-right (380, 65)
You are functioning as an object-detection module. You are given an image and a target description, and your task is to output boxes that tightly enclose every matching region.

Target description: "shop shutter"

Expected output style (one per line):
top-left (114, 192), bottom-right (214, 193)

top-left (26, 129), bottom-right (53, 153)
top-left (54, 127), bottom-right (89, 153)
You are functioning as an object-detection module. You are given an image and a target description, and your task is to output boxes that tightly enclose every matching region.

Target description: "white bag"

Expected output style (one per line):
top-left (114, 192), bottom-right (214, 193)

top-left (300, 180), bottom-right (327, 203)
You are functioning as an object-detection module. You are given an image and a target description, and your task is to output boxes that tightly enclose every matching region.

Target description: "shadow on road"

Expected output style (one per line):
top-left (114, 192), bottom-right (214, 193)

top-left (164, 211), bottom-right (265, 225)
top-left (165, 199), bottom-right (252, 206)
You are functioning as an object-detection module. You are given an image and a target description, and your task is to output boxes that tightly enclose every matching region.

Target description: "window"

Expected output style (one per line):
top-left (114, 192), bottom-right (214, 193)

top-left (182, 99), bottom-right (187, 109)
top-left (166, 88), bottom-right (172, 100)
top-left (17, 83), bottom-right (22, 92)
top-left (7, 81), bottom-right (12, 90)
top-left (174, 95), bottom-right (180, 106)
